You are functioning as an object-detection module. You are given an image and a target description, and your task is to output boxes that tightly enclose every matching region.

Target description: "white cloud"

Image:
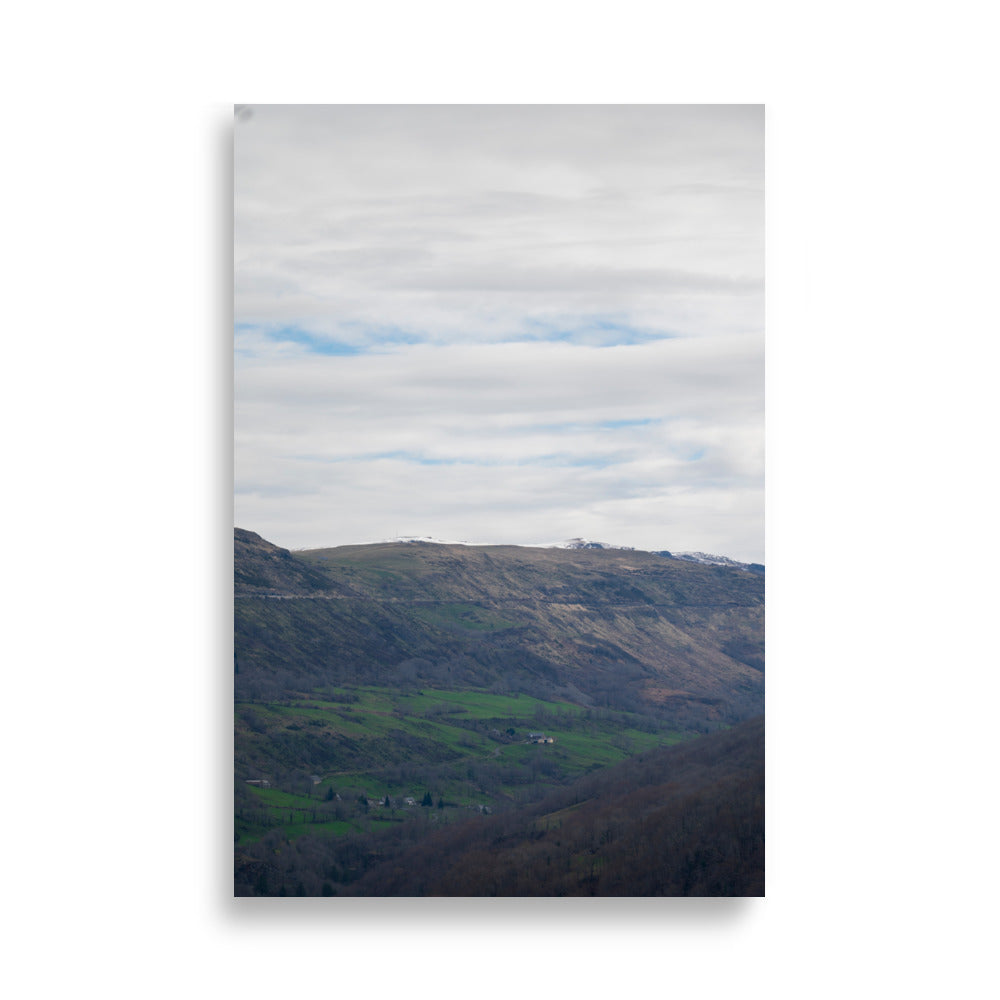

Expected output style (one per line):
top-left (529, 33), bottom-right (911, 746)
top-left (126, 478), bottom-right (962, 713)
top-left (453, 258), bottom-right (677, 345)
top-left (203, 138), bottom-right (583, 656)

top-left (235, 104), bottom-right (763, 346)
top-left (236, 338), bottom-right (763, 560)
top-left (234, 105), bottom-right (764, 560)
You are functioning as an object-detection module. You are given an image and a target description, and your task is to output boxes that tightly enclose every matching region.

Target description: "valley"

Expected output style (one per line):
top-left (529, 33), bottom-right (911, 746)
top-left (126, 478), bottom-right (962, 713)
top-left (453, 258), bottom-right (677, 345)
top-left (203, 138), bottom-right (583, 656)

top-left (233, 528), bottom-right (765, 895)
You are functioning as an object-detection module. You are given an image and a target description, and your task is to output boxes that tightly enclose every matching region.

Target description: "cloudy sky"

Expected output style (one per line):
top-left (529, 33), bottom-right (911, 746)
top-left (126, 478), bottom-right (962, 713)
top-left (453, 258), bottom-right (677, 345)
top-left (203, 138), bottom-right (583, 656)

top-left (235, 105), bottom-right (763, 562)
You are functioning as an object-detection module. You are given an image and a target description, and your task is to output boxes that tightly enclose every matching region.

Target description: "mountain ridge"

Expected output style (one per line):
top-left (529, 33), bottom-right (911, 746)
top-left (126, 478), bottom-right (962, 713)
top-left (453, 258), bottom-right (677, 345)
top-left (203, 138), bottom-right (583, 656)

top-left (285, 531), bottom-right (764, 574)
top-left (235, 527), bottom-right (764, 726)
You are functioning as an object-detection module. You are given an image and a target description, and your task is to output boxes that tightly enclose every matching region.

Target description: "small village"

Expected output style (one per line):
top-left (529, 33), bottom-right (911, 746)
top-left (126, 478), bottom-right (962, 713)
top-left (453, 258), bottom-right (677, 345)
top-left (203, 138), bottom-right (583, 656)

top-left (244, 730), bottom-right (557, 820)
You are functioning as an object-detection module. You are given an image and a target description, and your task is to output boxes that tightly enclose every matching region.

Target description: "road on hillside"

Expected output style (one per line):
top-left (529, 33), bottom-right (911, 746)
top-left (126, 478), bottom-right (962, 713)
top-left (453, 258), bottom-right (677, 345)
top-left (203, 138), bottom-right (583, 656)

top-left (234, 593), bottom-right (755, 609)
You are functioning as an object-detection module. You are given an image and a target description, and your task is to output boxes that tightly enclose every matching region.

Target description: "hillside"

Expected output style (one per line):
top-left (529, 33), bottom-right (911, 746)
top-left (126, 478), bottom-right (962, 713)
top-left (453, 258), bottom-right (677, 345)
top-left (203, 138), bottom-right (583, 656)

top-left (235, 529), bottom-right (764, 727)
top-left (233, 528), bottom-right (764, 895)
top-left (348, 714), bottom-right (764, 896)
top-left (236, 715), bottom-right (764, 897)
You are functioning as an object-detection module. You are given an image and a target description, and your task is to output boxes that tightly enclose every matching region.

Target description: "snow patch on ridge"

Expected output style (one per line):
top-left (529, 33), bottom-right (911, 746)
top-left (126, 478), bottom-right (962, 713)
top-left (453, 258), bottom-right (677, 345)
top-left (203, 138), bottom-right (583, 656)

top-left (672, 551), bottom-right (764, 572)
top-left (378, 536), bottom-right (634, 550)
top-left (540, 537), bottom-right (636, 551)
top-left (381, 535), bottom-right (476, 546)
top-left (360, 535), bottom-right (761, 571)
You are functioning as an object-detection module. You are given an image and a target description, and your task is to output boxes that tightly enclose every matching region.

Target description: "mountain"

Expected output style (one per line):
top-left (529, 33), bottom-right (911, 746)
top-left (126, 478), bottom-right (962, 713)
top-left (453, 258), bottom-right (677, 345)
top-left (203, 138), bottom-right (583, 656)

top-left (671, 551), bottom-right (765, 574)
top-left (361, 533), bottom-right (764, 570)
top-left (233, 528), bottom-right (764, 896)
top-left (545, 537), bottom-right (635, 551)
top-left (235, 528), bottom-right (764, 726)
top-left (235, 528), bottom-right (343, 595)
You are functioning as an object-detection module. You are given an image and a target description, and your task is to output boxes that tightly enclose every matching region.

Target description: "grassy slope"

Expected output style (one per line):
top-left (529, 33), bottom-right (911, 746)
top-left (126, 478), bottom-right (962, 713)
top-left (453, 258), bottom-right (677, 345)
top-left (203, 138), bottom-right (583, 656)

top-left (235, 684), bottom-right (687, 845)
top-left (235, 533), bottom-right (764, 725)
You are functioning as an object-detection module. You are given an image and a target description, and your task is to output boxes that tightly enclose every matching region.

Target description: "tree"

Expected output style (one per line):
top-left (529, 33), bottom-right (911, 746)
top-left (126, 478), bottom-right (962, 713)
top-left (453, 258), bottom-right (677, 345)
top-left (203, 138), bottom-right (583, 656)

top-left (422, 791), bottom-right (433, 807)
top-left (325, 786), bottom-right (335, 801)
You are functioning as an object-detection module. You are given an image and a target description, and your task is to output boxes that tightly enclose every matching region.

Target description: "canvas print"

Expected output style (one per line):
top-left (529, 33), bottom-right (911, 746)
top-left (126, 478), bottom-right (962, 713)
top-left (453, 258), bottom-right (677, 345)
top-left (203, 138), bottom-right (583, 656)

top-left (234, 105), bottom-right (764, 896)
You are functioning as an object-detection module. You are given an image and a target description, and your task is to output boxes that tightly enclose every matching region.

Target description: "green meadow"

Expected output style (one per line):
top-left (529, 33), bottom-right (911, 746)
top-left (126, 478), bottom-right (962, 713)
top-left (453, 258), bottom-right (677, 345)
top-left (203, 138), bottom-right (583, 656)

top-left (235, 684), bottom-right (690, 846)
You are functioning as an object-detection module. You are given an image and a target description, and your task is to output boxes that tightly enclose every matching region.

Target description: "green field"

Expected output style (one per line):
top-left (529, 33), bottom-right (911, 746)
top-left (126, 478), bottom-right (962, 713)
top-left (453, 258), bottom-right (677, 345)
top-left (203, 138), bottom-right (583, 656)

top-left (235, 684), bottom-right (691, 845)
top-left (406, 602), bottom-right (519, 633)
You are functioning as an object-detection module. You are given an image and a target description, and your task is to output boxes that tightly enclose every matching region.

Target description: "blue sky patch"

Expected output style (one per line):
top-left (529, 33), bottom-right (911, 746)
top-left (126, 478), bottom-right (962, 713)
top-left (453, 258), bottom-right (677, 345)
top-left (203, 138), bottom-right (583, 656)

top-left (236, 322), bottom-right (426, 355)
top-left (598, 418), bottom-right (659, 430)
top-left (291, 449), bottom-right (624, 470)
top-left (518, 317), bottom-right (679, 347)
top-left (338, 321), bottom-right (425, 348)
top-left (265, 326), bottom-right (362, 356)
top-left (524, 417), bottom-right (660, 436)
